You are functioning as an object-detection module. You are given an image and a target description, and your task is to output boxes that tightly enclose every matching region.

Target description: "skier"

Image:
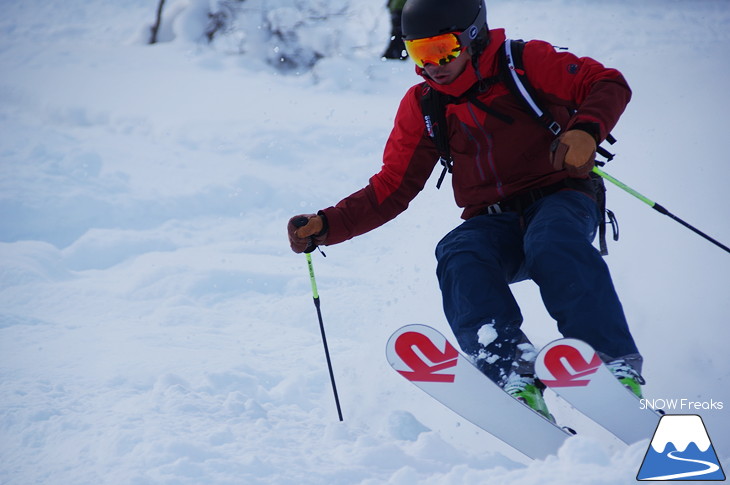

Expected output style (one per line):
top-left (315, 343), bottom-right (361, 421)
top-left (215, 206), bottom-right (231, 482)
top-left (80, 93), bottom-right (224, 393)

top-left (287, 0), bottom-right (645, 419)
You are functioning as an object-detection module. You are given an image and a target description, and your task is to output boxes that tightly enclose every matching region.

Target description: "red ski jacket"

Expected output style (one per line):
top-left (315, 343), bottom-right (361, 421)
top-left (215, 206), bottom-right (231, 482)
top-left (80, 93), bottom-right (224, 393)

top-left (321, 29), bottom-right (631, 246)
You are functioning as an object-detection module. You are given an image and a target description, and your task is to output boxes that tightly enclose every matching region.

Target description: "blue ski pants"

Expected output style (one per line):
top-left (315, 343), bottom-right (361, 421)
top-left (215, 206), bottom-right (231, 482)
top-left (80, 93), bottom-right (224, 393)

top-left (435, 189), bottom-right (640, 385)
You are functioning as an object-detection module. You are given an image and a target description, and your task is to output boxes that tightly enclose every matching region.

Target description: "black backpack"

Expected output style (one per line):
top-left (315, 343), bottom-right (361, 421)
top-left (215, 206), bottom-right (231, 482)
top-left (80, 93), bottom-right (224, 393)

top-left (420, 39), bottom-right (619, 255)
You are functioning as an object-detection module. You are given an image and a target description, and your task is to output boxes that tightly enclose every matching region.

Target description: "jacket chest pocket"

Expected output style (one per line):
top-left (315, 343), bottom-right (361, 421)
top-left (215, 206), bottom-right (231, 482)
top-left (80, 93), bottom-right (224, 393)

top-left (450, 113), bottom-right (498, 187)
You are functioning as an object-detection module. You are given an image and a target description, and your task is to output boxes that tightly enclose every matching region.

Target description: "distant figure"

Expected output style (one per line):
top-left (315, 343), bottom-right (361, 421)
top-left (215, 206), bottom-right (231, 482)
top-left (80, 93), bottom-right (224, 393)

top-left (382, 0), bottom-right (408, 60)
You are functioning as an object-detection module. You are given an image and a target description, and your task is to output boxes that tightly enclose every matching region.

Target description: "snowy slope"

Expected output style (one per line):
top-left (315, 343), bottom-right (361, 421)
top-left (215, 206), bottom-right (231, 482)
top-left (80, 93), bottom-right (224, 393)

top-left (1, 0), bottom-right (729, 484)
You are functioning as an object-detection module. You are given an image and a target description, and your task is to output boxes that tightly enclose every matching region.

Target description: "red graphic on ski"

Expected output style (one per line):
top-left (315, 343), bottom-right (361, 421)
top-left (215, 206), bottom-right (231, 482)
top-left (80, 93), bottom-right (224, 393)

top-left (540, 344), bottom-right (602, 387)
top-left (394, 331), bottom-right (458, 383)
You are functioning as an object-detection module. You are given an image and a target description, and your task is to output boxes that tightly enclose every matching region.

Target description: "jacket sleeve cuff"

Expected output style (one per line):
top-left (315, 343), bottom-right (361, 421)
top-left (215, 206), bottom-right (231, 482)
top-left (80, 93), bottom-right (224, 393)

top-left (569, 122), bottom-right (601, 144)
top-left (316, 210), bottom-right (329, 237)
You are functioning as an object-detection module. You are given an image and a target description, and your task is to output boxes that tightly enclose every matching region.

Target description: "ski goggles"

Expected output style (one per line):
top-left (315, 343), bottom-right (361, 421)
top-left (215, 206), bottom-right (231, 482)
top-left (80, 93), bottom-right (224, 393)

top-left (404, 33), bottom-right (464, 68)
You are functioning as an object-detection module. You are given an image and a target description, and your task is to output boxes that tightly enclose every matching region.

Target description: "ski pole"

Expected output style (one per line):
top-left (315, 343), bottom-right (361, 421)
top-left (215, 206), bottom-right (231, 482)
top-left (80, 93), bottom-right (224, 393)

top-left (292, 217), bottom-right (344, 421)
top-left (592, 166), bottom-right (730, 254)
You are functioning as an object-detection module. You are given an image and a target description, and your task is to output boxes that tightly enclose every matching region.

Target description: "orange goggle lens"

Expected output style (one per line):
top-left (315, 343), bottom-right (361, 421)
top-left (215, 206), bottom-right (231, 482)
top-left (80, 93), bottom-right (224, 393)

top-left (404, 33), bottom-right (463, 68)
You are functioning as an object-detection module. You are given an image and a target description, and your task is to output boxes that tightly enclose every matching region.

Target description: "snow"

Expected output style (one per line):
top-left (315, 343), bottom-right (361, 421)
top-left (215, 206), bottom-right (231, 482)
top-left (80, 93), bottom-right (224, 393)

top-left (477, 322), bottom-right (498, 347)
top-left (1, 0), bottom-right (729, 484)
top-left (650, 415), bottom-right (712, 453)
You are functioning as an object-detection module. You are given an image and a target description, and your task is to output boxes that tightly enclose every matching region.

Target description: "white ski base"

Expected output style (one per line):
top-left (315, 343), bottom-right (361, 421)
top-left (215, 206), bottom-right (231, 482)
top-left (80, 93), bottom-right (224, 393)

top-left (386, 324), bottom-right (572, 460)
top-left (535, 338), bottom-right (661, 445)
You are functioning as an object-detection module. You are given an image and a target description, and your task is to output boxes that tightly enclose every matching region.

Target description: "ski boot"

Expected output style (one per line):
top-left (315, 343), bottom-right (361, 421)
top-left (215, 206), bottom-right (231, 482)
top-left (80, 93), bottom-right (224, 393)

top-left (606, 359), bottom-right (646, 398)
top-left (504, 373), bottom-right (555, 422)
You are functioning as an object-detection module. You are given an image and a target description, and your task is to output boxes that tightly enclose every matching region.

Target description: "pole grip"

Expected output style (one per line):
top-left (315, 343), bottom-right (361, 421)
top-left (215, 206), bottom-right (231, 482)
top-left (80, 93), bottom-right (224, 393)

top-left (305, 252), bottom-right (319, 300)
top-left (292, 216), bottom-right (316, 254)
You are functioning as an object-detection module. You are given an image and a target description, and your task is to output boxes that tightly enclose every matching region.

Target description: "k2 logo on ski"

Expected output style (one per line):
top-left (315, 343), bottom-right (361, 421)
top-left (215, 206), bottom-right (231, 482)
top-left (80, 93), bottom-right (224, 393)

top-left (538, 343), bottom-right (602, 387)
top-left (393, 331), bottom-right (458, 383)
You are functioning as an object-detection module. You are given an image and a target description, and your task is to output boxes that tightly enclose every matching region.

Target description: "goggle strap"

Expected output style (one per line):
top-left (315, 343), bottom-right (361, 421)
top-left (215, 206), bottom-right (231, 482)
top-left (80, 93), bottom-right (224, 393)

top-left (456, 2), bottom-right (487, 49)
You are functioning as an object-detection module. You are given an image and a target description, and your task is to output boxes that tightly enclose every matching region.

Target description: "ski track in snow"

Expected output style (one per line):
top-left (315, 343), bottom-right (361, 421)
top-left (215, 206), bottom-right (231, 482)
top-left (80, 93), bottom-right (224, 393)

top-left (1, 0), bottom-right (730, 484)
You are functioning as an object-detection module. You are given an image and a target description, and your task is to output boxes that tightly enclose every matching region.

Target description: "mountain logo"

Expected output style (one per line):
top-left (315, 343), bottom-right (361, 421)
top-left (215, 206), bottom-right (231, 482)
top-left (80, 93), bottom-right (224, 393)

top-left (637, 414), bottom-right (726, 481)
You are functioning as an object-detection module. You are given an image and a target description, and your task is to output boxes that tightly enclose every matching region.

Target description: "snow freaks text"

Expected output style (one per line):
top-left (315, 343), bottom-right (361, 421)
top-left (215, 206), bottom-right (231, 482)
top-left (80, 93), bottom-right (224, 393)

top-left (640, 398), bottom-right (724, 411)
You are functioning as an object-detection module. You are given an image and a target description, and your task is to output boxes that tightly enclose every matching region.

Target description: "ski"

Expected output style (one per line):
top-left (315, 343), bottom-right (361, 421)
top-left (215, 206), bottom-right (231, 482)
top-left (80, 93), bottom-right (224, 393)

top-left (386, 324), bottom-right (573, 460)
top-left (535, 338), bottom-right (662, 445)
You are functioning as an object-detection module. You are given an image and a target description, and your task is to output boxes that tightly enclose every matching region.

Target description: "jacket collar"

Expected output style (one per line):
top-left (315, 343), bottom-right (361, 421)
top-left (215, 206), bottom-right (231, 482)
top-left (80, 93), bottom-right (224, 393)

top-left (416, 28), bottom-right (506, 98)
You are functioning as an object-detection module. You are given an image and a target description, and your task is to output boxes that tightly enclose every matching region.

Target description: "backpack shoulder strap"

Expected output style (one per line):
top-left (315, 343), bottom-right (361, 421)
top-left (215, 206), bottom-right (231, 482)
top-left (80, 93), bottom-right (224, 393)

top-left (500, 39), bottom-right (562, 135)
top-left (419, 82), bottom-right (454, 189)
top-left (500, 38), bottom-right (616, 158)
top-left (500, 39), bottom-right (619, 255)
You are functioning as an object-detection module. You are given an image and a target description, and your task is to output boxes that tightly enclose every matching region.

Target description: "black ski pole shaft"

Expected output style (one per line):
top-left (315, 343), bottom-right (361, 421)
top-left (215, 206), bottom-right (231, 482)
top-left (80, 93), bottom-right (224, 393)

top-left (593, 167), bottom-right (730, 254)
top-left (292, 217), bottom-right (344, 421)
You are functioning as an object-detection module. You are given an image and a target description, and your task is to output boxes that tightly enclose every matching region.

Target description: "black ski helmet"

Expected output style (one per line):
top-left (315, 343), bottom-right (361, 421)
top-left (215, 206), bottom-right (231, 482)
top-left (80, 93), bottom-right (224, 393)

top-left (401, 0), bottom-right (489, 53)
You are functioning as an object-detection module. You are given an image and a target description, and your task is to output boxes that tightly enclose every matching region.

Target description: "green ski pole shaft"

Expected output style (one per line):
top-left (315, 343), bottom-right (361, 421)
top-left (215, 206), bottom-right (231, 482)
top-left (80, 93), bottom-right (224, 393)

top-left (593, 167), bottom-right (730, 254)
top-left (294, 217), bottom-right (344, 421)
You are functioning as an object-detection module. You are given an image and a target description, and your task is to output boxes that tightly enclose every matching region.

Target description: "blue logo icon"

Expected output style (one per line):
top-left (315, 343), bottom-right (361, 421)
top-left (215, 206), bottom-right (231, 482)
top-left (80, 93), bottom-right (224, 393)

top-left (637, 414), bottom-right (725, 481)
